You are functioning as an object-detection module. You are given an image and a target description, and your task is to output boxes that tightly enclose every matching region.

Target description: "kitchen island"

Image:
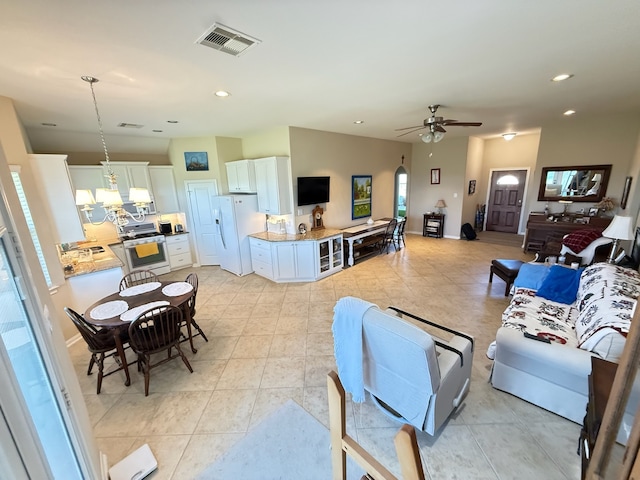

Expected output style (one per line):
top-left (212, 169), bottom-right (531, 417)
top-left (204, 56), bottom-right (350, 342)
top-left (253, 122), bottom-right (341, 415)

top-left (249, 229), bottom-right (343, 282)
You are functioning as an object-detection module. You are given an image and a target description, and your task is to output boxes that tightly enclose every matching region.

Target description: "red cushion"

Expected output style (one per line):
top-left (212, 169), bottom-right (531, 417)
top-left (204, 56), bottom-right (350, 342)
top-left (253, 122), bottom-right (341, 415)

top-left (562, 229), bottom-right (602, 253)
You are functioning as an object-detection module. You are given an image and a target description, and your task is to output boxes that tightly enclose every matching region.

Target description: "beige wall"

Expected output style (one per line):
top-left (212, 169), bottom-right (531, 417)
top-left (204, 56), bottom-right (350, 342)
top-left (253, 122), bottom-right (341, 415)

top-left (409, 137), bottom-right (469, 238)
top-left (529, 114), bottom-right (640, 216)
top-left (463, 137), bottom-right (485, 228)
top-left (241, 127), bottom-right (290, 159)
top-left (289, 127), bottom-right (411, 229)
top-left (64, 152), bottom-right (170, 165)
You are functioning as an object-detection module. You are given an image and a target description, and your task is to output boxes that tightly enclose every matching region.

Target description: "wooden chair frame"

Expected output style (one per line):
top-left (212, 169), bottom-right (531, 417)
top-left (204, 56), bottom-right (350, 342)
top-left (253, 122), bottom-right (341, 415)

top-left (327, 371), bottom-right (425, 480)
top-left (119, 269), bottom-right (159, 290)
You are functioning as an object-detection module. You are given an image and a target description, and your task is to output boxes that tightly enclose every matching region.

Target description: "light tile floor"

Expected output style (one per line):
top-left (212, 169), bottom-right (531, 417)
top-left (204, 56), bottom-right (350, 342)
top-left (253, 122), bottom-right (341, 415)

top-left (66, 233), bottom-right (619, 479)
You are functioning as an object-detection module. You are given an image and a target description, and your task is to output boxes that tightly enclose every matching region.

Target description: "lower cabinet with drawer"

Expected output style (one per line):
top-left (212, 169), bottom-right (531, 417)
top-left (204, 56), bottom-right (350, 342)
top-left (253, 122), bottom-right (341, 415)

top-left (165, 234), bottom-right (192, 271)
top-left (249, 237), bottom-right (274, 280)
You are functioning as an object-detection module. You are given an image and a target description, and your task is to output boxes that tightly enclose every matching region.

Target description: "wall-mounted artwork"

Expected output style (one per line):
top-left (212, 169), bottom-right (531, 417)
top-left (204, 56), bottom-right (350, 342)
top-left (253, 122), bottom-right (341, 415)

top-left (184, 152), bottom-right (209, 171)
top-left (352, 175), bottom-right (372, 219)
top-left (468, 180), bottom-right (476, 195)
top-left (431, 168), bottom-right (440, 185)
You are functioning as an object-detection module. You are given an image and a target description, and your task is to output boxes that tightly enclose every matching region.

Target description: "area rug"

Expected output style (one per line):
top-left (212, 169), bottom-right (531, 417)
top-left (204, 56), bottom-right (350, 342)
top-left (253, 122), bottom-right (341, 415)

top-left (197, 399), bottom-right (364, 479)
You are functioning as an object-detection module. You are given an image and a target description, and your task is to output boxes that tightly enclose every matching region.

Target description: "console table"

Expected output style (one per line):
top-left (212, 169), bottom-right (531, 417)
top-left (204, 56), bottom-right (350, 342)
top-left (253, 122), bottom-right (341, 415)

top-left (342, 219), bottom-right (391, 267)
top-left (523, 213), bottom-right (611, 252)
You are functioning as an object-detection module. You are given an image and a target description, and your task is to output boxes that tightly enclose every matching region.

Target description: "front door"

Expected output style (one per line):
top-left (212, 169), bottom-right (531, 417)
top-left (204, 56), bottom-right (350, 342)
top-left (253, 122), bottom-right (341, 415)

top-left (185, 180), bottom-right (219, 265)
top-left (486, 170), bottom-right (527, 233)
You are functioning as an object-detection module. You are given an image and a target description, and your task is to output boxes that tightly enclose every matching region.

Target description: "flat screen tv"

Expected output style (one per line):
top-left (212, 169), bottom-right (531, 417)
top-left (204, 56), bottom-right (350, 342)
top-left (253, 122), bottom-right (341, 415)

top-left (297, 176), bottom-right (330, 206)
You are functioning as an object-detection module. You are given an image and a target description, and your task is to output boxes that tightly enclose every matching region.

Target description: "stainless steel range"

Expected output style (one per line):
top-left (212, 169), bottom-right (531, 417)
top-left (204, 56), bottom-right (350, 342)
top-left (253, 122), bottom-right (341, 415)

top-left (119, 222), bottom-right (170, 276)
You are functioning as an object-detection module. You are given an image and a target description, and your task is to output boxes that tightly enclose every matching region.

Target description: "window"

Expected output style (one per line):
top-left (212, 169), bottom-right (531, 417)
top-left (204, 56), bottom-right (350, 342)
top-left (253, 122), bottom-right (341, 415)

top-left (10, 170), bottom-right (52, 286)
top-left (395, 168), bottom-right (407, 218)
top-left (496, 174), bottom-right (519, 185)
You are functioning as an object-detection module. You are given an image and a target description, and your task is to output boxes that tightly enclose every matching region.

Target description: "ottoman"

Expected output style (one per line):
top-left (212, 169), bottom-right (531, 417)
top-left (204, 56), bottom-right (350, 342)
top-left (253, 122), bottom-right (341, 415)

top-left (489, 259), bottom-right (524, 296)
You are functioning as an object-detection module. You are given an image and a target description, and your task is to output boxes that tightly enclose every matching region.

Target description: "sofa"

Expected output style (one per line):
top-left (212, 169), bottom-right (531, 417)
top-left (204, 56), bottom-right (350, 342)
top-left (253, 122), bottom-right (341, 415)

top-left (490, 262), bottom-right (640, 444)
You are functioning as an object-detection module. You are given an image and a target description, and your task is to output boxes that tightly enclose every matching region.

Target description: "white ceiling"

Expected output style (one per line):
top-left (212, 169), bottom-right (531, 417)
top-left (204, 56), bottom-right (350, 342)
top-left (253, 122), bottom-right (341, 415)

top-left (1, 1), bottom-right (640, 155)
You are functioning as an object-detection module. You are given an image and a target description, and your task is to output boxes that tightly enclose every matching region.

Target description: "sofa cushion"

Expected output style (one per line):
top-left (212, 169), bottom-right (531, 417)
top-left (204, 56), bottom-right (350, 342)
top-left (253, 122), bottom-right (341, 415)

top-left (536, 265), bottom-right (584, 305)
top-left (513, 263), bottom-right (550, 290)
top-left (502, 288), bottom-right (579, 347)
top-left (562, 229), bottom-right (602, 253)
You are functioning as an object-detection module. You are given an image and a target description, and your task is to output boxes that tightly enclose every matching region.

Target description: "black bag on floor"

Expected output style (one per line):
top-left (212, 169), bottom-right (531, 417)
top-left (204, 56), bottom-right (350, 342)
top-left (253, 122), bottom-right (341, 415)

top-left (461, 223), bottom-right (477, 240)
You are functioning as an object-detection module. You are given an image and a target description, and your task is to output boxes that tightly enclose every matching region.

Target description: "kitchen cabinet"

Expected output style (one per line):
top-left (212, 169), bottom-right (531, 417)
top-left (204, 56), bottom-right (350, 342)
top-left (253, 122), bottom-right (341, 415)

top-left (166, 234), bottom-right (192, 271)
top-left (317, 234), bottom-right (343, 278)
top-left (253, 156), bottom-right (292, 215)
top-left (29, 154), bottom-right (85, 243)
top-left (273, 241), bottom-right (315, 282)
top-left (226, 160), bottom-right (257, 193)
top-left (148, 166), bottom-right (180, 213)
top-left (249, 237), bottom-right (274, 280)
top-left (100, 161), bottom-right (152, 201)
top-left (68, 165), bottom-right (108, 221)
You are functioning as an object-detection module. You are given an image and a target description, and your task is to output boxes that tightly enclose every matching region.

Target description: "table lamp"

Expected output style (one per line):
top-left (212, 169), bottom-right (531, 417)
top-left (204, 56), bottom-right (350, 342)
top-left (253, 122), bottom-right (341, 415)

top-left (602, 215), bottom-right (634, 263)
top-left (435, 199), bottom-right (447, 214)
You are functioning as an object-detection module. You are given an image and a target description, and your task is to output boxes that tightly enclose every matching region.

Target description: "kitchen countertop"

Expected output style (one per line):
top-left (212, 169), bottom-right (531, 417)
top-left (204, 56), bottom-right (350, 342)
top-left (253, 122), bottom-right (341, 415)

top-left (250, 229), bottom-right (343, 242)
top-left (61, 240), bottom-right (123, 278)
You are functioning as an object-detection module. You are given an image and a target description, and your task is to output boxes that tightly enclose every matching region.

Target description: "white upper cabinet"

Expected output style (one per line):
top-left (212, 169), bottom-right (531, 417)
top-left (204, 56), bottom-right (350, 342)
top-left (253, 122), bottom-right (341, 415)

top-left (100, 161), bottom-right (152, 200)
top-left (253, 156), bottom-right (292, 215)
top-left (148, 166), bottom-right (180, 213)
top-left (226, 160), bottom-right (257, 193)
top-left (29, 154), bottom-right (85, 243)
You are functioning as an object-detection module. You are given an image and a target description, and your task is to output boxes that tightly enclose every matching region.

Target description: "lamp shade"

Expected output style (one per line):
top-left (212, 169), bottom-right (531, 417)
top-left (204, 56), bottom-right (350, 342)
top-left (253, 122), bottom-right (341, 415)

top-left (435, 199), bottom-right (447, 209)
top-left (75, 189), bottom-right (95, 206)
top-left (421, 132), bottom-right (433, 143)
top-left (96, 188), bottom-right (123, 207)
top-left (129, 187), bottom-right (151, 204)
top-left (602, 215), bottom-right (634, 241)
top-left (433, 131), bottom-right (445, 143)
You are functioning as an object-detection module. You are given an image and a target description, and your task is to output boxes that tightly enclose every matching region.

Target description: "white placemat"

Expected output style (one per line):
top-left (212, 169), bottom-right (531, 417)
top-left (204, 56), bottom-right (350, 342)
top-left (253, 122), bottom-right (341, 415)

top-left (119, 282), bottom-right (161, 297)
top-left (90, 300), bottom-right (129, 320)
top-left (162, 282), bottom-right (193, 297)
top-left (120, 301), bottom-right (170, 322)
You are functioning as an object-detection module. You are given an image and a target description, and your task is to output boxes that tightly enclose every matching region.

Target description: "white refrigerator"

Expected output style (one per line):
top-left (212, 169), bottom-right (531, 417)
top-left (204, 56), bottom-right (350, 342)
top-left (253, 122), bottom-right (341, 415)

top-left (212, 194), bottom-right (265, 276)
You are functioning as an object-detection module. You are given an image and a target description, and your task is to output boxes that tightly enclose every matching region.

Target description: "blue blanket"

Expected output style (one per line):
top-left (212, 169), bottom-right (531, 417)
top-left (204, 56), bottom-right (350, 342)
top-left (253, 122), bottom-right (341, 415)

top-left (332, 296), bottom-right (376, 402)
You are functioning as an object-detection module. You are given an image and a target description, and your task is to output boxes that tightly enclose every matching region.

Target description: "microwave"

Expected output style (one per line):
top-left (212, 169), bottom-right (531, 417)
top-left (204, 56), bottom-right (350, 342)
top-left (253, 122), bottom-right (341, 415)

top-left (122, 201), bottom-right (156, 215)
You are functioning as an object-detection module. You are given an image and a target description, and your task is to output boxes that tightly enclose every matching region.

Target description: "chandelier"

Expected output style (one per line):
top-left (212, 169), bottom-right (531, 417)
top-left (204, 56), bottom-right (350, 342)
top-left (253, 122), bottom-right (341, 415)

top-left (75, 76), bottom-right (150, 229)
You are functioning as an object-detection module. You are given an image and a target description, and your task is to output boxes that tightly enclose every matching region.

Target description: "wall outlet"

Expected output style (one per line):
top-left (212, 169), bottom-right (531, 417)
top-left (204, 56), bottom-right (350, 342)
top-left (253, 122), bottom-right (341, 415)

top-left (297, 208), bottom-right (303, 216)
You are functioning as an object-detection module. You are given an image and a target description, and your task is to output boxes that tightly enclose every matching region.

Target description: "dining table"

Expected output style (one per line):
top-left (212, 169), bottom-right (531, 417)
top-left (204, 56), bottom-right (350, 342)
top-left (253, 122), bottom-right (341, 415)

top-left (84, 280), bottom-right (196, 387)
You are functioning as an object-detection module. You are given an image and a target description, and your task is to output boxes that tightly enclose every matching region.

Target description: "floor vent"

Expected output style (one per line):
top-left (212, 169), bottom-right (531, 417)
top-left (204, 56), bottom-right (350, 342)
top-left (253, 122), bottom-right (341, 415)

top-left (195, 23), bottom-right (260, 57)
top-left (117, 123), bottom-right (144, 129)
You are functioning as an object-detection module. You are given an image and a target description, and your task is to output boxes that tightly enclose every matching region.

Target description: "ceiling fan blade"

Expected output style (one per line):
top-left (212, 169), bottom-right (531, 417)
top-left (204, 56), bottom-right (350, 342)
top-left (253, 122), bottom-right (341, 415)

top-left (435, 125), bottom-right (446, 133)
top-left (443, 121), bottom-right (483, 127)
top-left (395, 125), bottom-right (423, 131)
top-left (396, 127), bottom-right (425, 137)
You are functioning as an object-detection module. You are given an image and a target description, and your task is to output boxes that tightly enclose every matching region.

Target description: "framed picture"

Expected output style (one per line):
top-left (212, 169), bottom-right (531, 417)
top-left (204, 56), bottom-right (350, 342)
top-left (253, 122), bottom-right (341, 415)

top-left (588, 207), bottom-right (599, 217)
top-left (184, 151), bottom-right (209, 171)
top-left (621, 176), bottom-right (632, 209)
top-left (431, 168), bottom-right (440, 185)
top-left (352, 175), bottom-right (372, 219)
top-left (468, 179), bottom-right (476, 195)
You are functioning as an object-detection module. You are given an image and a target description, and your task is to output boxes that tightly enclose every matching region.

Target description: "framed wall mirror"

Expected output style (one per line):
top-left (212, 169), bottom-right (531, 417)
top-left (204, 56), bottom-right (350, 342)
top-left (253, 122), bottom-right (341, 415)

top-left (538, 164), bottom-right (612, 202)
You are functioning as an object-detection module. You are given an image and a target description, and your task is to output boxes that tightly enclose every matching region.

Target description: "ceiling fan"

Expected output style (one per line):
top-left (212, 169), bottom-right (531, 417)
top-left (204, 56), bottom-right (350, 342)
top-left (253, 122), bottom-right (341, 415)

top-left (396, 104), bottom-right (482, 142)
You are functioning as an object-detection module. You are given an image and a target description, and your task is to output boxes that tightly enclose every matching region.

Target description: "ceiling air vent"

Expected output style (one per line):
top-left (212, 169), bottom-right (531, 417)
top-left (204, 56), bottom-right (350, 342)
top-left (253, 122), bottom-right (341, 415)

top-left (117, 123), bottom-right (144, 129)
top-left (195, 23), bottom-right (261, 57)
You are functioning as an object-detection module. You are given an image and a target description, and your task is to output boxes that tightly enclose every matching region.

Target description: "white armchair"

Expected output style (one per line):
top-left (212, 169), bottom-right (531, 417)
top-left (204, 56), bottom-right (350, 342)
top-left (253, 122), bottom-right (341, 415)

top-left (560, 236), bottom-right (612, 265)
top-left (333, 298), bottom-right (473, 436)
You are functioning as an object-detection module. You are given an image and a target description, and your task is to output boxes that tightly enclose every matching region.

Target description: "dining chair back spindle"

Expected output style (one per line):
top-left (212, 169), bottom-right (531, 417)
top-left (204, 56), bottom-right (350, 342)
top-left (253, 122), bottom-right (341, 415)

top-left (394, 218), bottom-right (407, 249)
top-left (64, 307), bottom-right (129, 394)
top-left (128, 305), bottom-right (193, 396)
top-left (119, 269), bottom-right (159, 291)
top-left (379, 218), bottom-right (398, 254)
top-left (184, 273), bottom-right (208, 343)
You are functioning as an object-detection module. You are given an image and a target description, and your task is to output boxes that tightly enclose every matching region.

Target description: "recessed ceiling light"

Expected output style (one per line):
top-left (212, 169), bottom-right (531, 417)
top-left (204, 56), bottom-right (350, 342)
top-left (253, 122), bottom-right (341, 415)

top-left (353, 120), bottom-right (364, 124)
top-left (564, 110), bottom-right (576, 116)
top-left (551, 73), bottom-right (574, 82)
top-left (152, 129), bottom-right (163, 133)
top-left (41, 122), bottom-right (57, 127)
top-left (167, 120), bottom-right (179, 124)
top-left (215, 90), bottom-right (230, 97)
top-left (502, 133), bottom-right (517, 141)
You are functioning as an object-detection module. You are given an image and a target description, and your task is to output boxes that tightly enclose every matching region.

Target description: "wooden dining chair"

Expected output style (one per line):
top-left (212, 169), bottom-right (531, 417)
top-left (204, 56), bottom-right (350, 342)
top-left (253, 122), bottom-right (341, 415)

top-left (184, 273), bottom-right (208, 343)
top-left (128, 305), bottom-right (193, 396)
top-left (379, 218), bottom-right (398, 254)
top-left (64, 307), bottom-right (130, 394)
top-left (119, 269), bottom-right (159, 290)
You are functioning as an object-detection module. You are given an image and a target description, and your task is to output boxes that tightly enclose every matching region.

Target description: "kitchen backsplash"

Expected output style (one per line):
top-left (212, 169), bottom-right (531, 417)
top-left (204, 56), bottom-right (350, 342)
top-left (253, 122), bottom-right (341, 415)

top-left (82, 212), bottom-right (187, 241)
